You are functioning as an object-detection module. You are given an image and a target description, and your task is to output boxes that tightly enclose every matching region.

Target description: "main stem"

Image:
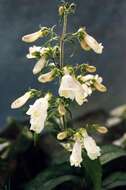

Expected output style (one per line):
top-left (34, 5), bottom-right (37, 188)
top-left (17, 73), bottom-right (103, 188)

top-left (60, 13), bottom-right (68, 68)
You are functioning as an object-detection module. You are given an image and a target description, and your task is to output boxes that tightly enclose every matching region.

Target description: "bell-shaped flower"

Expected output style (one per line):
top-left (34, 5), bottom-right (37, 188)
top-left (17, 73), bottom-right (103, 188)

top-left (78, 28), bottom-right (103, 54)
top-left (11, 91), bottom-right (31, 109)
top-left (38, 70), bottom-right (55, 83)
top-left (70, 140), bottom-right (82, 167)
top-left (83, 133), bottom-right (101, 160)
top-left (26, 46), bottom-right (41, 59)
top-left (26, 94), bottom-right (50, 134)
top-left (59, 73), bottom-right (87, 105)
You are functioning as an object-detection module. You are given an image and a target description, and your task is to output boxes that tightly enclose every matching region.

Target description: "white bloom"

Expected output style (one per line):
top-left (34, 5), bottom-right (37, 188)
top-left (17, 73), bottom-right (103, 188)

top-left (110, 105), bottom-right (126, 117)
top-left (33, 56), bottom-right (46, 75)
top-left (81, 33), bottom-right (103, 54)
top-left (70, 140), bottom-right (82, 167)
top-left (22, 30), bottom-right (43, 43)
top-left (83, 134), bottom-right (101, 160)
top-left (26, 46), bottom-right (41, 59)
top-left (38, 70), bottom-right (54, 83)
top-left (26, 94), bottom-right (50, 134)
top-left (11, 91), bottom-right (31, 109)
top-left (59, 73), bottom-right (87, 105)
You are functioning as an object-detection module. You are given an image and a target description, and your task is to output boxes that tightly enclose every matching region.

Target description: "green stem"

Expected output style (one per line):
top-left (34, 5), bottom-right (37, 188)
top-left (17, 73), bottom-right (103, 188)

top-left (60, 13), bottom-right (68, 68)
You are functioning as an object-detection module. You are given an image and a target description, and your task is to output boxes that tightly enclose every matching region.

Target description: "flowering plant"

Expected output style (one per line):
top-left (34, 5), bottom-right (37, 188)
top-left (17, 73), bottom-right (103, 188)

top-left (10, 1), bottom-right (110, 189)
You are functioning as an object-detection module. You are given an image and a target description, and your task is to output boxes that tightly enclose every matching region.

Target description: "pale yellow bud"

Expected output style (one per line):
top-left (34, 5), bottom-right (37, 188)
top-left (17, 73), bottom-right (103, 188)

top-left (58, 6), bottom-right (65, 16)
top-left (94, 81), bottom-right (107, 92)
top-left (57, 131), bottom-right (68, 140)
top-left (38, 70), bottom-right (54, 83)
top-left (11, 91), bottom-right (31, 109)
top-left (58, 103), bottom-right (66, 116)
top-left (96, 126), bottom-right (108, 134)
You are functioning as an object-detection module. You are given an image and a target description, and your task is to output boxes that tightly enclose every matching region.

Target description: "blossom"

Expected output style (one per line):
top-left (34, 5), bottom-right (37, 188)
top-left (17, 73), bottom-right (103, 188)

top-left (38, 70), bottom-right (55, 83)
top-left (83, 134), bottom-right (101, 160)
top-left (26, 94), bottom-right (50, 134)
top-left (22, 27), bottom-right (49, 43)
top-left (26, 46), bottom-right (41, 59)
top-left (70, 140), bottom-right (82, 167)
top-left (11, 91), bottom-right (31, 109)
top-left (33, 56), bottom-right (46, 75)
top-left (59, 73), bottom-right (87, 105)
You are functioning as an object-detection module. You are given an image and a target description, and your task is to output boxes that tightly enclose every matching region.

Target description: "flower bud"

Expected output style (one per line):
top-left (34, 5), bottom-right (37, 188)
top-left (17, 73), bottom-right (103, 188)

top-left (53, 46), bottom-right (60, 58)
top-left (94, 81), bottom-right (107, 92)
top-left (58, 6), bottom-right (65, 16)
top-left (38, 70), bottom-right (55, 83)
top-left (96, 126), bottom-right (108, 134)
top-left (84, 64), bottom-right (96, 73)
top-left (11, 91), bottom-right (31, 109)
top-left (57, 131), bottom-right (68, 140)
top-left (58, 103), bottom-right (66, 116)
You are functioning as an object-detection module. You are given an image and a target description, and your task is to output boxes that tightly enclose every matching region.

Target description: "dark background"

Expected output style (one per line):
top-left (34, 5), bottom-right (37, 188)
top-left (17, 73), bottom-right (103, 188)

top-left (0, 0), bottom-right (126, 128)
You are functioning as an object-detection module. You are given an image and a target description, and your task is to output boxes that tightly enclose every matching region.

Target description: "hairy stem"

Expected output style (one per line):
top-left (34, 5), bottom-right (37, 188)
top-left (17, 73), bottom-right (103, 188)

top-left (60, 13), bottom-right (68, 68)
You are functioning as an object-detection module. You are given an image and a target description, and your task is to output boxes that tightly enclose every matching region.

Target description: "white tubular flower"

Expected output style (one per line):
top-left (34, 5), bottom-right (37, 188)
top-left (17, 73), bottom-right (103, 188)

top-left (83, 134), bottom-right (101, 160)
top-left (70, 140), bottom-right (82, 167)
top-left (11, 91), bottom-right (31, 109)
top-left (33, 56), bottom-right (46, 75)
top-left (110, 105), bottom-right (126, 117)
top-left (59, 73), bottom-right (87, 105)
top-left (26, 46), bottom-right (41, 59)
top-left (38, 70), bottom-right (54, 83)
top-left (79, 29), bottom-right (103, 54)
top-left (22, 30), bottom-right (43, 43)
top-left (26, 94), bottom-right (50, 134)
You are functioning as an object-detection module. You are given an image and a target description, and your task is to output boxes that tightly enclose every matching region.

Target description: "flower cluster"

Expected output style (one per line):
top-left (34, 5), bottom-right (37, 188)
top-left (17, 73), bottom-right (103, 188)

top-left (11, 2), bottom-right (107, 167)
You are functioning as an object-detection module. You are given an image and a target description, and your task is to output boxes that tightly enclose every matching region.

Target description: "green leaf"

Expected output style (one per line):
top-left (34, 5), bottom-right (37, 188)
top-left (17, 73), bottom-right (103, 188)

top-left (25, 174), bottom-right (79, 190)
top-left (100, 145), bottom-right (126, 165)
top-left (24, 163), bottom-right (78, 190)
top-left (103, 172), bottom-right (126, 189)
top-left (83, 153), bottom-right (102, 190)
